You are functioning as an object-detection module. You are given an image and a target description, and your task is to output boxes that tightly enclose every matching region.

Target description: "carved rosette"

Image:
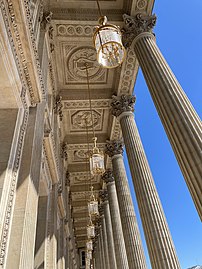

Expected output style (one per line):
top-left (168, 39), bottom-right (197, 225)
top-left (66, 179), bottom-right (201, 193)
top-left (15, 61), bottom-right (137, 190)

top-left (99, 189), bottom-right (108, 202)
top-left (105, 140), bottom-right (124, 157)
top-left (111, 95), bottom-right (136, 118)
top-left (101, 169), bottom-right (114, 184)
top-left (122, 13), bottom-right (157, 47)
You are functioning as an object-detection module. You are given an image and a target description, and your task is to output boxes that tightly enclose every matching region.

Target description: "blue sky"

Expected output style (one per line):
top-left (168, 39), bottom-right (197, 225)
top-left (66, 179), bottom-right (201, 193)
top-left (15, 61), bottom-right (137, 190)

top-left (124, 1), bottom-right (202, 269)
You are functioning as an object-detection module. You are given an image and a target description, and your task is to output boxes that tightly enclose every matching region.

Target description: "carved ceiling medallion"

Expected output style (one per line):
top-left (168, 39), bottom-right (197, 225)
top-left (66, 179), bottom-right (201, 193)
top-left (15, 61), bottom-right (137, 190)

top-left (71, 109), bottom-right (102, 130)
top-left (65, 46), bottom-right (107, 83)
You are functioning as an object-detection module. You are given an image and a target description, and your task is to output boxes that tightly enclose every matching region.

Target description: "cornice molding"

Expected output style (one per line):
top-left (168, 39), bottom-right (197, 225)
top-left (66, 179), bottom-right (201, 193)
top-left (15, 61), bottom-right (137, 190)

top-left (1, 0), bottom-right (46, 105)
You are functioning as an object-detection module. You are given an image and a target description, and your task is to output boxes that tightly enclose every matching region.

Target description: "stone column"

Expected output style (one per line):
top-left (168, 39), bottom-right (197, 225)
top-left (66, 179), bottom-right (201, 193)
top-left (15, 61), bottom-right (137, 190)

top-left (111, 95), bottom-right (181, 269)
top-left (94, 229), bottom-right (101, 269)
top-left (98, 219), bottom-right (106, 269)
top-left (98, 233), bottom-right (104, 269)
top-left (99, 205), bottom-right (110, 269)
top-left (102, 170), bottom-right (129, 269)
top-left (105, 140), bottom-right (147, 269)
top-left (5, 103), bottom-right (46, 269)
top-left (122, 13), bottom-right (202, 220)
top-left (95, 249), bottom-right (100, 269)
top-left (99, 190), bottom-right (117, 269)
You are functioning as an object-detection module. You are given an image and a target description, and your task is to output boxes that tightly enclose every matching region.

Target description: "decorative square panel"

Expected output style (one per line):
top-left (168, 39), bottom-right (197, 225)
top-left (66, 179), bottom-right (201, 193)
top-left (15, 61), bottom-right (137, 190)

top-left (70, 172), bottom-right (100, 184)
top-left (61, 43), bottom-right (108, 84)
top-left (70, 109), bottom-right (103, 132)
top-left (67, 143), bottom-right (105, 164)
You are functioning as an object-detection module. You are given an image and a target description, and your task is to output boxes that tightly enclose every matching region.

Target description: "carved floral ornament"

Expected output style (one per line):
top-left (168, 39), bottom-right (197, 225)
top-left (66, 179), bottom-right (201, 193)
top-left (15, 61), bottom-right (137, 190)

top-left (98, 204), bottom-right (104, 216)
top-left (101, 169), bottom-right (115, 184)
top-left (111, 94), bottom-right (136, 118)
top-left (99, 189), bottom-right (108, 202)
top-left (54, 95), bottom-right (63, 121)
top-left (71, 110), bottom-right (101, 130)
top-left (105, 140), bottom-right (124, 157)
top-left (61, 142), bottom-right (68, 161)
top-left (122, 13), bottom-right (157, 48)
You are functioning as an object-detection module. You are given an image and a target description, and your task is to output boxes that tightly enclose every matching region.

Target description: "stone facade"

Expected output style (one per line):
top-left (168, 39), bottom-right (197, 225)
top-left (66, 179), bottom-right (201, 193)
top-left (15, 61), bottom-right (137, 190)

top-left (0, 0), bottom-right (200, 269)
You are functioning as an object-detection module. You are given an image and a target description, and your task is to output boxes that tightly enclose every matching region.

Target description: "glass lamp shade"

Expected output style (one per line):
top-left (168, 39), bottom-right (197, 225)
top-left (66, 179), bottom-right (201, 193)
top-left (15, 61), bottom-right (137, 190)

top-left (90, 152), bottom-right (105, 176)
top-left (88, 199), bottom-right (99, 216)
top-left (93, 16), bottom-right (126, 68)
top-left (87, 224), bottom-right (95, 238)
top-left (86, 240), bottom-right (93, 251)
top-left (86, 250), bottom-right (92, 260)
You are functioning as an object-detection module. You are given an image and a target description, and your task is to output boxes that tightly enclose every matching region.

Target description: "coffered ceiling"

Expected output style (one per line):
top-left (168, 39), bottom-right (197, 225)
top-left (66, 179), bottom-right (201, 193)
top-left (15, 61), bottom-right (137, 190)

top-left (45, 0), bottom-right (154, 248)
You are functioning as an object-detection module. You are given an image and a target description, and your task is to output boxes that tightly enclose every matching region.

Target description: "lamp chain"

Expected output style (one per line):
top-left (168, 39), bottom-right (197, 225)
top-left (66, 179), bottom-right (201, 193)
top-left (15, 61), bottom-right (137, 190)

top-left (85, 63), bottom-right (97, 148)
top-left (96, 0), bottom-right (103, 17)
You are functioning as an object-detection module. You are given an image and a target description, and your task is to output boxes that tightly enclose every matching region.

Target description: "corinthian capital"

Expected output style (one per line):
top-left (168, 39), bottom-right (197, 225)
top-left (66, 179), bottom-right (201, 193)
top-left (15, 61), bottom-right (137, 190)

top-left (122, 13), bottom-right (157, 47)
top-left (99, 189), bottom-right (108, 202)
top-left (111, 95), bottom-right (136, 117)
top-left (105, 140), bottom-right (124, 157)
top-left (101, 169), bottom-right (114, 184)
top-left (98, 204), bottom-right (104, 216)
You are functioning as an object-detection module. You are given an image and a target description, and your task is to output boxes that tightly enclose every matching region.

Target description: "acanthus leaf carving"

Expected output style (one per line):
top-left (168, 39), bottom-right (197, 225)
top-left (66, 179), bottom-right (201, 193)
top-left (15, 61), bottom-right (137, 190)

top-left (54, 95), bottom-right (63, 121)
top-left (122, 13), bottom-right (157, 48)
top-left (105, 140), bottom-right (124, 157)
top-left (111, 94), bottom-right (136, 118)
top-left (61, 142), bottom-right (68, 161)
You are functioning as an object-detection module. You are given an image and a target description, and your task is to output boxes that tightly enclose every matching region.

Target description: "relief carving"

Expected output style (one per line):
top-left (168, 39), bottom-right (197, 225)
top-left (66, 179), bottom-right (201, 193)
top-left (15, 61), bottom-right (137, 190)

top-left (71, 109), bottom-right (102, 130)
top-left (57, 24), bottom-right (94, 37)
top-left (61, 142), bottom-right (68, 161)
top-left (63, 99), bottom-right (110, 110)
top-left (54, 95), bottom-right (63, 121)
top-left (65, 46), bottom-right (107, 83)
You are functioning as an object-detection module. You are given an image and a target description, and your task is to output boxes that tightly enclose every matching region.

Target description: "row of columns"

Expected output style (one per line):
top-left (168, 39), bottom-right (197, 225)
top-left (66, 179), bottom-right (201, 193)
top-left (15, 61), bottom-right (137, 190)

top-left (92, 12), bottom-right (201, 269)
top-left (94, 134), bottom-right (180, 269)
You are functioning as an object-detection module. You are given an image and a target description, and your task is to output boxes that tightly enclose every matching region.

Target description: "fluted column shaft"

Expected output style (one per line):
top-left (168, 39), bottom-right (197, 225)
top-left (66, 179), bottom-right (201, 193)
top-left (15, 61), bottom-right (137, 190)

top-left (119, 110), bottom-right (180, 269)
top-left (100, 214), bottom-right (110, 269)
top-left (123, 13), bottom-right (202, 219)
top-left (102, 199), bottom-right (117, 269)
top-left (102, 171), bottom-right (129, 269)
top-left (134, 32), bottom-right (202, 218)
top-left (98, 235), bottom-right (104, 269)
top-left (105, 140), bottom-right (147, 269)
top-left (94, 247), bottom-right (101, 269)
top-left (99, 225), bottom-right (106, 269)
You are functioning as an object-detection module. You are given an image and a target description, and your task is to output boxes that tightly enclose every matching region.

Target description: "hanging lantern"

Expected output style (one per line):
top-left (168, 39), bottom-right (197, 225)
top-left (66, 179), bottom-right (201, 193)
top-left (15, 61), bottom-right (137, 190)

top-left (88, 199), bottom-right (99, 216)
top-left (86, 239), bottom-right (93, 251)
top-left (90, 137), bottom-right (105, 176)
top-left (86, 250), bottom-right (92, 260)
top-left (88, 187), bottom-right (99, 216)
top-left (87, 223), bottom-right (95, 238)
top-left (93, 16), bottom-right (126, 69)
